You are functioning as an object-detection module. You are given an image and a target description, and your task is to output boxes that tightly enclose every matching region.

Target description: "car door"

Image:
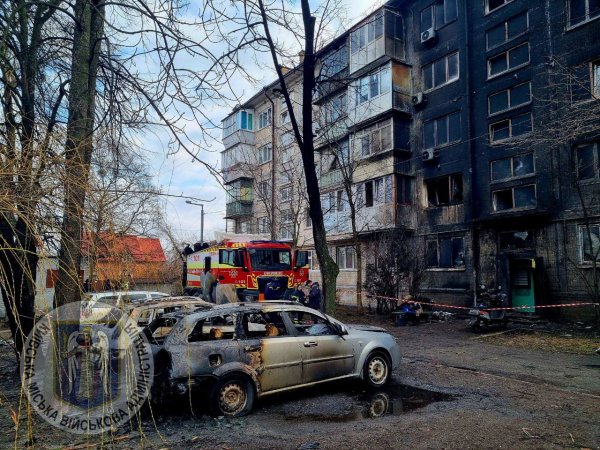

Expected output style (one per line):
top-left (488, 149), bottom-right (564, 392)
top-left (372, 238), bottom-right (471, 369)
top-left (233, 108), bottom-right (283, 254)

top-left (240, 311), bottom-right (303, 392)
top-left (286, 310), bottom-right (355, 384)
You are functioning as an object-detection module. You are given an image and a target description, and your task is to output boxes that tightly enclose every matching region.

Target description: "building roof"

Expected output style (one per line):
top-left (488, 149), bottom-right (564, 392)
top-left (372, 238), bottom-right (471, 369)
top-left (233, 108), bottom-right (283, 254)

top-left (83, 233), bottom-right (166, 263)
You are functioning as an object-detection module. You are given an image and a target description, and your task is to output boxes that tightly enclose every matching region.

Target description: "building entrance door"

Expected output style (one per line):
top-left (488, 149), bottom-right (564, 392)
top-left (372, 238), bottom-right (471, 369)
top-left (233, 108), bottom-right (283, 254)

top-left (510, 259), bottom-right (536, 313)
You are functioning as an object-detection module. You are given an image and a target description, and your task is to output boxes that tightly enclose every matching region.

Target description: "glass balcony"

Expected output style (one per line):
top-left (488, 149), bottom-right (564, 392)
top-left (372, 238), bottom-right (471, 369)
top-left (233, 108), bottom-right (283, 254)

top-left (225, 200), bottom-right (253, 219)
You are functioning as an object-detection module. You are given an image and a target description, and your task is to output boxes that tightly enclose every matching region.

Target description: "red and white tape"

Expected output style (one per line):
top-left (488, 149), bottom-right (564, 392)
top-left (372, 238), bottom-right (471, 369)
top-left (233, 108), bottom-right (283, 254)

top-left (336, 289), bottom-right (599, 312)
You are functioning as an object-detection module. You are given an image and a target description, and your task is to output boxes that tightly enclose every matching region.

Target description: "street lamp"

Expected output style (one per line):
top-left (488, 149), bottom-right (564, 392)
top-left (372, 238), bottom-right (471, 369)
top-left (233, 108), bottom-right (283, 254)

top-left (185, 200), bottom-right (205, 244)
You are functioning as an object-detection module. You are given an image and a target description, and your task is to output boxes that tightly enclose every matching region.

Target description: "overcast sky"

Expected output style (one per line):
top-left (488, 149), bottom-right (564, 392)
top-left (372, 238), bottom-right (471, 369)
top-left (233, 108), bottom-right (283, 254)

top-left (150, 0), bottom-right (383, 245)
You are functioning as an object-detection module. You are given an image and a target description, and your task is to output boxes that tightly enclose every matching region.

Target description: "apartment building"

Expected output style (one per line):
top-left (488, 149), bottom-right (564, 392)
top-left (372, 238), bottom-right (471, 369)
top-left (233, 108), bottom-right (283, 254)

top-left (221, 0), bottom-right (600, 315)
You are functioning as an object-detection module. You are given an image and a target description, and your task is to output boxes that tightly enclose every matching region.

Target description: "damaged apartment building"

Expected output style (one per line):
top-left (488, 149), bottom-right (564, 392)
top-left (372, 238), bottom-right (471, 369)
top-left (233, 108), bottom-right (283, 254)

top-left (220, 0), bottom-right (600, 315)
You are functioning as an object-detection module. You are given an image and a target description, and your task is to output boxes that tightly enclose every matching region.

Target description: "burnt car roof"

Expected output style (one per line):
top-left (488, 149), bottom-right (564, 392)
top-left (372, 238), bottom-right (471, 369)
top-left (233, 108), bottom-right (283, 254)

top-left (128, 297), bottom-right (212, 310)
top-left (181, 301), bottom-right (319, 324)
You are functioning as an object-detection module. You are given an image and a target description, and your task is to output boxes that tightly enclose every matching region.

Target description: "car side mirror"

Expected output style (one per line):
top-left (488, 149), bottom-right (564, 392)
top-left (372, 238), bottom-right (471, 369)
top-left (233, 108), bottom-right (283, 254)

top-left (331, 322), bottom-right (347, 336)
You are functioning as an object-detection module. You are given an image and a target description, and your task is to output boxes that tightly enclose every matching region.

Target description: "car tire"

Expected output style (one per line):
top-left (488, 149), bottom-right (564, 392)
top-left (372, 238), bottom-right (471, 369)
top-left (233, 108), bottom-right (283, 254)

top-left (363, 352), bottom-right (391, 388)
top-left (210, 375), bottom-right (255, 417)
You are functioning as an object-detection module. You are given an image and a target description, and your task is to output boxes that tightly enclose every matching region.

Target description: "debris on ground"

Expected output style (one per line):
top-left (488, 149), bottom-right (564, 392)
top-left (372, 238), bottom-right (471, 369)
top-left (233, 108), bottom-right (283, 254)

top-left (481, 329), bottom-right (600, 354)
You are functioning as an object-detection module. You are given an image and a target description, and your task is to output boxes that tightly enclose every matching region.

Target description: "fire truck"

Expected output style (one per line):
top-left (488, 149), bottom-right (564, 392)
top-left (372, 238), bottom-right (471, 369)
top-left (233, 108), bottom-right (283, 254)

top-left (184, 237), bottom-right (309, 303)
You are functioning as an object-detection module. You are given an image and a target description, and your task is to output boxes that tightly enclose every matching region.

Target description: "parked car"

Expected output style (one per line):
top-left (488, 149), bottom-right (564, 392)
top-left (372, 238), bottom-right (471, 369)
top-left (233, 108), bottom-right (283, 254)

top-left (128, 296), bottom-right (213, 329)
top-left (152, 301), bottom-right (401, 417)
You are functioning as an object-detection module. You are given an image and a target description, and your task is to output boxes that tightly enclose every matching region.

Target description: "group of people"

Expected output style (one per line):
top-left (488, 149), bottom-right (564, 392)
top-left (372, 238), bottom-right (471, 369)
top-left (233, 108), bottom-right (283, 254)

top-left (285, 280), bottom-right (322, 310)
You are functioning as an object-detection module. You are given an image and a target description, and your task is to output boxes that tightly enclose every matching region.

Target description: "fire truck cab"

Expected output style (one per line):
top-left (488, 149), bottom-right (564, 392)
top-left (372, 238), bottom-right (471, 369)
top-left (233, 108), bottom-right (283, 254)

top-left (185, 239), bottom-right (309, 303)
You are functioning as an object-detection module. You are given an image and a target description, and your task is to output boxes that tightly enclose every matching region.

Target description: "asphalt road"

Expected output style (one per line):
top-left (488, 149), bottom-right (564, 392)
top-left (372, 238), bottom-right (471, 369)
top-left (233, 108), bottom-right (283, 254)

top-left (1, 318), bottom-right (598, 449)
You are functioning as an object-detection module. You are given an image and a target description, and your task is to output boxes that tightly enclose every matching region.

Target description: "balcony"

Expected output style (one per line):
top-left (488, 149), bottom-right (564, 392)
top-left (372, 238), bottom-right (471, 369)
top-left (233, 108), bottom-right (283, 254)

top-left (320, 168), bottom-right (344, 190)
top-left (225, 200), bottom-right (253, 219)
top-left (223, 129), bottom-right (255, 150)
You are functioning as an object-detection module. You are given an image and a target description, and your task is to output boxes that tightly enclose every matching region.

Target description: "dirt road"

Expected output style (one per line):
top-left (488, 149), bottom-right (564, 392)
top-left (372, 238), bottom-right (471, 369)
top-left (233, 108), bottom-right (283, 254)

top-left (1, 317), bottom-right (598, 449)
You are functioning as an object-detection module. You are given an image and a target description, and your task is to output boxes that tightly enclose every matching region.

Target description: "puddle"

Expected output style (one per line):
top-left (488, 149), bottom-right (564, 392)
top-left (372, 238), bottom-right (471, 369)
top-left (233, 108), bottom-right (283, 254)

top-left (280, 383), bottom-right (456, 423)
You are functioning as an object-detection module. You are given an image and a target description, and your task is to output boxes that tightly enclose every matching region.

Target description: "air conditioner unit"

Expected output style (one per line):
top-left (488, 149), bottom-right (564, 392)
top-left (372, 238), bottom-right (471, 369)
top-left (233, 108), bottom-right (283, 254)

top-left (422, 149), bottom-right (440, 162)
top-left (420, 27), bottom-right (436, 44)
top-left (412, 92), bottom-right (428, 107)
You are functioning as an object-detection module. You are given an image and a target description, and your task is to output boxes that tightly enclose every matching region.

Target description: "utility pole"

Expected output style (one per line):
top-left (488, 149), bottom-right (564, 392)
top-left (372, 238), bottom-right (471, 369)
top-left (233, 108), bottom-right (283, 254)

top-left (185, 200), bottom-right (205, 243)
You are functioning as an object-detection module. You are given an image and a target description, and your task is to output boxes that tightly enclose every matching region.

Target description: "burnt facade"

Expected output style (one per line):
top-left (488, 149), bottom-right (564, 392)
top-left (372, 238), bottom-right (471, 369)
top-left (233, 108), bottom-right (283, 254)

top-left (221, 0), bottom-right (600, 316)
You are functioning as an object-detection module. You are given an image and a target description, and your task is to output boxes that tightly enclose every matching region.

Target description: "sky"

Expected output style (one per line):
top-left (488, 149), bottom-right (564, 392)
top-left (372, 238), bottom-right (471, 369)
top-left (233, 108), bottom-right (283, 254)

top-left (148, 0), bottom-right (383, 247)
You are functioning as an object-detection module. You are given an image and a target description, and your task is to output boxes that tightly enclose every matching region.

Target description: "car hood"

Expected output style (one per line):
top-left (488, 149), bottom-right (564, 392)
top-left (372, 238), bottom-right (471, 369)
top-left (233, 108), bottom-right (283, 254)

top-left (346, 324), bottom-right (388, 333)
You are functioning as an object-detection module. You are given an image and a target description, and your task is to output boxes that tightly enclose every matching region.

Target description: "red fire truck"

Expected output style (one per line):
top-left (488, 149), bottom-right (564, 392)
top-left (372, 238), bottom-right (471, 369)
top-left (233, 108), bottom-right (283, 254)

top-left (184, 238), bottom-right (309, 302)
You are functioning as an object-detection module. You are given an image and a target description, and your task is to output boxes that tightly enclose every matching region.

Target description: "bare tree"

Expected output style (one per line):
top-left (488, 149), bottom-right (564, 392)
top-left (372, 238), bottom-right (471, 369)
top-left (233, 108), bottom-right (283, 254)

top-left (200, 0), bottom-right (353, 312)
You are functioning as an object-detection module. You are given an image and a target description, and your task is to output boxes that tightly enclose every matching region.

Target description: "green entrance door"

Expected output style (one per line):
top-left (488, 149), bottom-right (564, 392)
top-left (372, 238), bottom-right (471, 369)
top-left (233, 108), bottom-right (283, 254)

top-left (511, 260), bottom-right (535, 313)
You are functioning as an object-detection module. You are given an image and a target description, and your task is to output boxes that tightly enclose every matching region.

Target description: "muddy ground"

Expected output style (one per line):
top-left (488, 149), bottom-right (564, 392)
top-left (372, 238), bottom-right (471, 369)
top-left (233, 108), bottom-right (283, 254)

top-left (1, 311), bottom-right (599, 449)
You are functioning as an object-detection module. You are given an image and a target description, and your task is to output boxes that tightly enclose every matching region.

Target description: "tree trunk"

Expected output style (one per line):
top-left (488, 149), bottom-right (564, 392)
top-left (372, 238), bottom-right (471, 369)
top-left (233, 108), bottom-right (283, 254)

top-left (55, 0), bottom-right (104, 306)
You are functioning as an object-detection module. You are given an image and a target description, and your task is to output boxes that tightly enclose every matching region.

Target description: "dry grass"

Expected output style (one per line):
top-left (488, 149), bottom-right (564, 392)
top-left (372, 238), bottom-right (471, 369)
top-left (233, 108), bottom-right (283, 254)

top-left (484, 330), bottom-right (600, 355)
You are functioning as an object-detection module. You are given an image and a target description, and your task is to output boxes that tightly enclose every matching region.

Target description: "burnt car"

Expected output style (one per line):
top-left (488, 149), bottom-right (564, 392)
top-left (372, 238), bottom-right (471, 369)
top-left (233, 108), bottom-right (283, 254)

top-left (153, 301), bottom-right (401, 417)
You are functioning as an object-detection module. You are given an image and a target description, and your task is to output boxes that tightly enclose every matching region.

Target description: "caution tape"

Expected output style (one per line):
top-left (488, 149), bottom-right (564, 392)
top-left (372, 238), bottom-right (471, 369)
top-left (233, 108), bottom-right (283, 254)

top-left (335, 289), bottom-right (599, 312)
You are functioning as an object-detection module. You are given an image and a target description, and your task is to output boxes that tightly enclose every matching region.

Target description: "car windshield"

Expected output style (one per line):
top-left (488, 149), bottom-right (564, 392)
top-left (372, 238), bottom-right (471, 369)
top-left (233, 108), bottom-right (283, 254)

top-left (249, 249), bottom-right (291, 271)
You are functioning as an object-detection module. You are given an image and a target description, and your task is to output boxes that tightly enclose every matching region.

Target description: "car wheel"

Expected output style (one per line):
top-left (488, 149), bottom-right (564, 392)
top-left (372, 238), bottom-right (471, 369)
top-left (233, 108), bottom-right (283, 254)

top-left (363, 352), bottom-right (390, 388)
top-left (210, 375), bottom-right (255, 417)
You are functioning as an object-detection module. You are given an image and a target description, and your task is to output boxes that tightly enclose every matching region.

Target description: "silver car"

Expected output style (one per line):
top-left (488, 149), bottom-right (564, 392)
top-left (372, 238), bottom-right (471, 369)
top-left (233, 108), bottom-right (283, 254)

top-left (154, 301), bottom-right (401, 416)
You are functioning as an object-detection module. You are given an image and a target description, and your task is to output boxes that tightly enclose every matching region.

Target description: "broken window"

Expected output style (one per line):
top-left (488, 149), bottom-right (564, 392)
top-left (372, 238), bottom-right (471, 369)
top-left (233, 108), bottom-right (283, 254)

top-left (491, 153), bottom-right (535, 181)
top-left (258, 144), bottom-right (272, 164)
top-left (488, 43), bottom-right (529, 78)
top-left (287, 311), bottom-right (336, 336)
top-left (397, 175), bottom-right (413, 204)
top-left (580, 224), bottom-right (600, 263)
top-left (577, 142), bottom-right (600, 181)
top-left (363, 175), bottom-right (393, 208)
top-left (425, 173), bottom-right (463, 207)
top-left (241, 312), bottom-right (289, 338)
top-left (499, 230), bottom-right (534, 250)
top-left (188, 313), bottom-right (237, 342)
top-left (486, 0), bottom-right (513, 13)
top-left (492, 184), bottom-right (537, 211)
top-left (427, 237), bottom-right (465, 268)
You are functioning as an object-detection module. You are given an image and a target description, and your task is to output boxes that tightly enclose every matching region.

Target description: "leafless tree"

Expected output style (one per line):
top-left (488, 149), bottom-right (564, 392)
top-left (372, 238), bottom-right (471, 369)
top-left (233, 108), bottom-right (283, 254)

top-left (199, 0), bottom-right (352, 312)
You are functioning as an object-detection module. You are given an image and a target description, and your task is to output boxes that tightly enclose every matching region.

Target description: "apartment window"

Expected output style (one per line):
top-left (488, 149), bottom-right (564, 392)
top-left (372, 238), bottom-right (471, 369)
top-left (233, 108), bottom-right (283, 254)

top-left (568, 0), bottom-right (600, 27)
top-left (491, 153), bottom-right (535, 181)
top-left (579, 224), bottom-right (600, 263)
top-left (423, 111), bottom-right (461, 149)
top-left (240, 220), bottom-right (252, 234)
top-left (355, 66), bottom-right (391, 106)
top-left (488, 43), bottom-right (529, 78)
top-left (420, 0), bottom-right (458, 32)
top-left (488, 82), bottom-right (531, 115)
top-left (427, 237), bottom-right (465, 268)
top-left (486, 0), bottom-right (514, 14)
top-left (258, 144), bottom-right (272, 164)
top-left (490, 113), bottom-right (532, 142)
top-left (280, 131), bottom-right (294, 147)
top-left (363, 175), bottom-right (393, 208)
top-left (222, 148), bottom-right (240, 170)
top-left (397, 175), bottom-right (413, 204)
top-left (425, 174), bottom-right (463, 207)
top-left (279, 210), bottom-right (293, 240)
top-left (305, 209), bottom-right (312, 228)
top-left (240, 111), bottom-right (253, 131)
top-left (257, 181), bottom-right (270, 198)
top-left (258, 108), bottom-right (272, 129)
top-left (336, 246), bottom-right (356, 270)
top-left (280, 110), bottom-right (290, 125)
top-left (486, 12), bottom-right (529, 50)
top-left (281, 185), bottom-right (292, 202)
top-left (307, 250), bottom-right (319, 270)
top-left (326, 92), bottom-right (348, 123)
top-left (354, 120), bottom-right (393, 157)
top-left (492, 184), bottom-right (537, 211)
top-left (577, 142), bottom-right (600, 181)
top-left (257, 217), bottom-right (269, 234)
top-left (321, 45), bottom-right (348, 78)
top-left (423, 52), bottom-right (459, 91)
top-left (350, 12), bottom-right (383, 54)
